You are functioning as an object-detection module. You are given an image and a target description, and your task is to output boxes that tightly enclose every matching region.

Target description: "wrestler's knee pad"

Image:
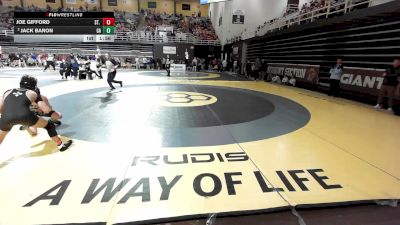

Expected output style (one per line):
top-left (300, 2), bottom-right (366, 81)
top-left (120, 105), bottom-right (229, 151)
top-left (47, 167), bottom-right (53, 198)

top-left (44, 120), bottom-right (58, 137)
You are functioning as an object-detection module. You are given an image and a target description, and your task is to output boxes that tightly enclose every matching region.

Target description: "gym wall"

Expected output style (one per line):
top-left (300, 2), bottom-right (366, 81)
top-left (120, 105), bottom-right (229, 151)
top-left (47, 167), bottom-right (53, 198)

top-left (139, 0), bottom-right (174, 14)
top-left (175, 0), bottom-right (209, 17)
top-left (209, 0), bottom-right (287, 45)
top-left (101, 0), bottom-right (139, 13)
top-left (1, 0), bottom-right (21, 8)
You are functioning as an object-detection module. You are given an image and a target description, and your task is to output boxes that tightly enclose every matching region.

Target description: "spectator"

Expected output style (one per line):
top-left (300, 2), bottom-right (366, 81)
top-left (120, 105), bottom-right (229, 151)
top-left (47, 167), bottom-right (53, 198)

top-left (271, 74), bottom-right (282, 84)
top-left (71, 56), bottom-right (80, 80)
top-left (289, 75), bottom-right (296, 86)
top-left (245, 61), bottom-right (252, 78)
top-left (166, 56), bottom-right (171, 77)
top-left (43, 54), bottom-right (56, 71)
top-left (282, 75), bottom-right (289, 84)
top-left (1, 5), bottom-right (219, 42)
top-left (217, 59), bottom-right (222, 72)
top-left (59, 59), bottom-right (67, 79)
top-left (260, 59), bottom-right (268, 81)
top-left (192, 57), bottom-right (198, 72)
top-left (222, 59), bottom-right (227, 71)
top-left (189, 17), bottom-right (218, 40)
top-left (253, 58), bottom-right (261, 81)
top-left (135, 57), bottom-right (140, 70)
top-left (374, 59), bottom-right (400, 112)
top-left (328, 58), bottom-right (343, 97)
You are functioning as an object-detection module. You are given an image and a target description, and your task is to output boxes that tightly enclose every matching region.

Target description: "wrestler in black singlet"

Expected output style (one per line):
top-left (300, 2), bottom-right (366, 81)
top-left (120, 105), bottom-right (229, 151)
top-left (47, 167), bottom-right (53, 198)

top-left (0, 88), bottom-right (39, 131)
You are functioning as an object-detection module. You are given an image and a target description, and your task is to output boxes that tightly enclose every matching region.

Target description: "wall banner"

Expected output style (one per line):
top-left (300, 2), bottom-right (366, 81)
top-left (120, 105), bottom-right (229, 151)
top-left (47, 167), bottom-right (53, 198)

top-left (340, 67), bottom-right (385, 97)
top-left (163, 46), bottom-right (177, 55)
top-left (267, 63), bottom-right (320, 85)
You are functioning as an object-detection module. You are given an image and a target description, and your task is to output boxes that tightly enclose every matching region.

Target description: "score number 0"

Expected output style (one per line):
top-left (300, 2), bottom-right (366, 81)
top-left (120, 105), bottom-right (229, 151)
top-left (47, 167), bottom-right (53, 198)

top-left (102, 18), bottom-right (115, 35)
top-left (96, 27), bottom-right (113, 34)
top-left (103, 18), bottom-right (115, 26)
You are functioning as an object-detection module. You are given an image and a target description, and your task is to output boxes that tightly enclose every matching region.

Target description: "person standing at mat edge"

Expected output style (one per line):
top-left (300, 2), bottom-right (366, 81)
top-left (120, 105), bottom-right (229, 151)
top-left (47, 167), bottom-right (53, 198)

top-left (105, 54), bottom-right (123, 90)
top-left (329, 58), bottom-right (344, 97)
top-left (374, 59), bottom-right (400, 112)
top-left (0, 75), bottom-right (72, 151)
top-left (166, 55), bottom-right (171, 77)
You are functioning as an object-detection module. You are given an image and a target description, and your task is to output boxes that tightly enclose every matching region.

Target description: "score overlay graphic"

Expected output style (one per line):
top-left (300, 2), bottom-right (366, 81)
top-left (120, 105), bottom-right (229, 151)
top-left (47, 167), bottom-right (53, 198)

top-left (13, 12), bottom-right (115, 42)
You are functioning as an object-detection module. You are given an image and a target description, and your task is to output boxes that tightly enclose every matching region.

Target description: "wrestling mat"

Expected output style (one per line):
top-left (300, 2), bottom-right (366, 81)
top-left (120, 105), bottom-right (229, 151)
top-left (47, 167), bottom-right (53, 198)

top-left (0, 68), bottom-right (399, 225)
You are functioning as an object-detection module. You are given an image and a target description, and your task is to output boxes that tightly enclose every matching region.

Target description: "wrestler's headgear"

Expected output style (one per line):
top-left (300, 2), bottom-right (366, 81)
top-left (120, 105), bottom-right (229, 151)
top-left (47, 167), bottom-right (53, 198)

top-left (20, 75), bottom-right (37, 90)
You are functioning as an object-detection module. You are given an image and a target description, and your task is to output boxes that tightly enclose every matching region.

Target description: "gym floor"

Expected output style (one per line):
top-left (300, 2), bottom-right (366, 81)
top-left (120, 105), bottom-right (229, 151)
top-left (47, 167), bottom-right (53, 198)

top-left (0, 68), bottom-right (399, 225)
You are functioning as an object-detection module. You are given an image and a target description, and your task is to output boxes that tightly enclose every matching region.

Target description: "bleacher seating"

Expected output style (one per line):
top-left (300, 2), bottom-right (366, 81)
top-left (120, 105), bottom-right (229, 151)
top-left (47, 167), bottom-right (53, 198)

top-left (245, 0), bottom-right (400, 87)
top-left (0, 6), bottom-right (219, 44)
top-left (0, 41), bottom-right (154, 58)
top-left (236, 0), bottom-right (372, 43)
top-left (189, 17), bottom-right (218, 40)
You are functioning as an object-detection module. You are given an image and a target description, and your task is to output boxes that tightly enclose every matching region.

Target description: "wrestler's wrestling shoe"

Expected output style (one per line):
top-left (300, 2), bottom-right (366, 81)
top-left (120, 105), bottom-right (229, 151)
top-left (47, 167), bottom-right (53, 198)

top-left (53, 120), bottom-right (62, 126)
top-left (59, 140), bottom-right (73, 152)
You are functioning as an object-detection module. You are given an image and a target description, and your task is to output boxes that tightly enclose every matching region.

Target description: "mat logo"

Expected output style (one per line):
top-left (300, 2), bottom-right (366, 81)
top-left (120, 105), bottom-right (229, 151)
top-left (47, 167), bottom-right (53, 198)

top-left (158, 91), bottom-right (217, 107)
top-left (165, 93), bottom-right (211, 103)
top-left (131, 152), bottom-right (249, 166)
